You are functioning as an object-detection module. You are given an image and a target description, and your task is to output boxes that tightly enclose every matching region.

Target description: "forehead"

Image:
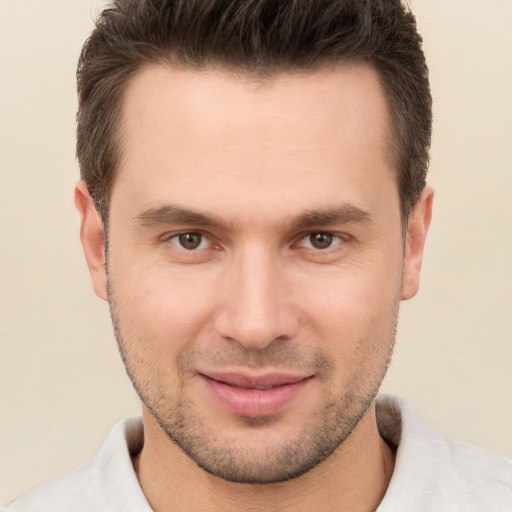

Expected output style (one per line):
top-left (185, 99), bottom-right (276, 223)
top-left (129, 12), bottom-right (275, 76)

top-left (113, 63), bottom-right (397, 224)
top-left (120, 63), bottom-right (391, 152)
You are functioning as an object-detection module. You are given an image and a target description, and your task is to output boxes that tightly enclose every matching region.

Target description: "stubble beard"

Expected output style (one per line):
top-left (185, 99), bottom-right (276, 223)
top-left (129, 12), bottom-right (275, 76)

top-left (107, 279), bottom-right (398, 485)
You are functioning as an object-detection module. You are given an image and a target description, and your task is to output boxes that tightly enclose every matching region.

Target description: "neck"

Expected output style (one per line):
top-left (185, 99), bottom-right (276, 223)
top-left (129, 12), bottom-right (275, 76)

top-left (134, 403), bottom-right (395, 512)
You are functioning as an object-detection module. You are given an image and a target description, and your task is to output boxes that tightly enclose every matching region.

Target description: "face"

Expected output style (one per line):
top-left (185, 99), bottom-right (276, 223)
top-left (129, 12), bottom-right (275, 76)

top-left (77, 64), bottom-right (431, 484)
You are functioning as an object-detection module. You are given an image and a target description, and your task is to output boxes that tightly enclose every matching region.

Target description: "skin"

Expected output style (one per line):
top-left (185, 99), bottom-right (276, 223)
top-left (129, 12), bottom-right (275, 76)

top-left (76, 64), bottom-right (433, 511)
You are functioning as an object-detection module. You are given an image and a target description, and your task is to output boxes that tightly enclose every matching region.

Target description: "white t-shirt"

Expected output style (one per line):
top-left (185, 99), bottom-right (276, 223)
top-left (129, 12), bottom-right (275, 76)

top-left (5, 395), bottom-right (512, 511)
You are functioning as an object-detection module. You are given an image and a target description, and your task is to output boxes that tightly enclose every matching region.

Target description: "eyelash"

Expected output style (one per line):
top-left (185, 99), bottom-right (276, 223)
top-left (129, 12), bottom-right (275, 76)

top-left (163, 230), bottom-right (349, 252)
top-left (295, 232), bottom-right (347, 250)
top-left (164, 231), bottom-right (212, 251)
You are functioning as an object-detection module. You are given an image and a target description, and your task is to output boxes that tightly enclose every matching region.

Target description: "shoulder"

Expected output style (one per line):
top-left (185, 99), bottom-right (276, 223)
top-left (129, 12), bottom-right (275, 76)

top-left (4, 457), bottom-right (100, 512)
top-left (5, 417), bottom-right (150, 512)
top-left (437, 435), bottom-right (512, 506)
top-left (377, 395), bottom-right (512, 511)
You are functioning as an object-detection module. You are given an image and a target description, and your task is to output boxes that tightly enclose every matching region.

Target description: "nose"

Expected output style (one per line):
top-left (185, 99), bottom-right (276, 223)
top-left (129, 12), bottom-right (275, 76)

top-left (214, 245), bottom-right (299, 351)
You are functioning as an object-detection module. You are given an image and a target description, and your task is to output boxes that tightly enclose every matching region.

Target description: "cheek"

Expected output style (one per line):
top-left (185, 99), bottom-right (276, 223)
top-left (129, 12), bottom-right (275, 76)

top-left (110, 259), bottom-right (219, 354)
top-left (295, 259), bottom-right (402, 344)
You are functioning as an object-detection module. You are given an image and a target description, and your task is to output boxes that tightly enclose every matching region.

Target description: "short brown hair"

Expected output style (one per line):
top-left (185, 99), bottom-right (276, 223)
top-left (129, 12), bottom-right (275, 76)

top-left (77, 0), bottom-right (432, 223)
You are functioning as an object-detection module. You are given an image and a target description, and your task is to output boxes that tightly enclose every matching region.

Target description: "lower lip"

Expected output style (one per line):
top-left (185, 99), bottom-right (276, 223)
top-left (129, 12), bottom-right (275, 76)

top-left (202, 376), bottom-right (311, 417)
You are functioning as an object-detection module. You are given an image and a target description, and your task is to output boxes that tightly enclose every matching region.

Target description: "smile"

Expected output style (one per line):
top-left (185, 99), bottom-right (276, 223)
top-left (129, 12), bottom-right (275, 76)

top-left (200, 372), bottom-right (313, 417)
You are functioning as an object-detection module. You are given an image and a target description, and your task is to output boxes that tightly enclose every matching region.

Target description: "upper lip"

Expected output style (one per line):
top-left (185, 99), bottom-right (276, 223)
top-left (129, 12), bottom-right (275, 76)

top-left (201, 371), bottom-right (312, 390)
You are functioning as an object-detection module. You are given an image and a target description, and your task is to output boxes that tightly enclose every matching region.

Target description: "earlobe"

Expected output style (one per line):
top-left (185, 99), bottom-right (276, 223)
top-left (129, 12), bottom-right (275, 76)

top-left (74, 181), bottom-right (108, 301)
top-left (401, 186), bottom-right (434, 300)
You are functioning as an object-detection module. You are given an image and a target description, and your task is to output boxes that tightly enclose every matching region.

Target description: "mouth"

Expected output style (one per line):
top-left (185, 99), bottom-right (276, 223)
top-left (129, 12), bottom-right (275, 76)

top-left (200, 371), bottom-right (313, 418)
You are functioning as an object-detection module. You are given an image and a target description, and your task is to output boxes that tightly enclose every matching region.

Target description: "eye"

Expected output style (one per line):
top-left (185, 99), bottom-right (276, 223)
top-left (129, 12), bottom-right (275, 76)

top-left (170, 232), bottom-right (208, 250)
top-left (298, 232), bottom-right (344, 250)
top-left (309, 233), bottom-right (334, 249)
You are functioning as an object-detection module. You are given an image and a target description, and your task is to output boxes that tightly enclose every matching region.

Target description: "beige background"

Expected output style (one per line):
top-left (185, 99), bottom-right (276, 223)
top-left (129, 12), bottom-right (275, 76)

top-left (1, 0), bottom-right (511, 505)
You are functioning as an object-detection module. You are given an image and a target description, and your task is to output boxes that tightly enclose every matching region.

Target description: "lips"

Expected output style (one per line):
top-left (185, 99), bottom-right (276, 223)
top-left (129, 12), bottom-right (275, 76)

top-left (200, 371), bottom-right (312, 417)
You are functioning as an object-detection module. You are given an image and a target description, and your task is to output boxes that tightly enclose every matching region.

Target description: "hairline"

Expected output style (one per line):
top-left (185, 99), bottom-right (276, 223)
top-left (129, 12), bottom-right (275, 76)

top-left (99, 58), bottom-right (408, 230)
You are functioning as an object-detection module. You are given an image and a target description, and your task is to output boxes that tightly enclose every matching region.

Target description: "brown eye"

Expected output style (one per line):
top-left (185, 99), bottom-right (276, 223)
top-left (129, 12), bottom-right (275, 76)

top-left (177, 233), bottom-right (203, 250)
top-left (309, 233), bottom-right (334, 249)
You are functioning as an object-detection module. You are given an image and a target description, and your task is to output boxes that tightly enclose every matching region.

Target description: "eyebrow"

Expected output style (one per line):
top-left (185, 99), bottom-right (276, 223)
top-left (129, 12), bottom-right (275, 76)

top-left (292, 205), bottom-right (371, 230)
top-left (134, 203), bottom-right (371, 231)
top-left (134, 205), bottom-right (231, 230)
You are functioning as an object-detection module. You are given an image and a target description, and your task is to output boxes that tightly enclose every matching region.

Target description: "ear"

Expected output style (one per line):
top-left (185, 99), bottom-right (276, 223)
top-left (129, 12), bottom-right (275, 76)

top-left (401, 186), bottom-right (434, 300)
top-left (74, 181), bottom-right (108, 301)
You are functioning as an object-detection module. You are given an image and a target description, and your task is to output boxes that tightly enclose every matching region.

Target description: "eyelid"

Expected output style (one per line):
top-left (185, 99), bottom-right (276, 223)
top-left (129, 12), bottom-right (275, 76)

top-left (161, 230), bottom-right (212, 250)
top-left (159, 229), bottom-right (351, 252)
top-left (295, 231), bottom-right (351, 250)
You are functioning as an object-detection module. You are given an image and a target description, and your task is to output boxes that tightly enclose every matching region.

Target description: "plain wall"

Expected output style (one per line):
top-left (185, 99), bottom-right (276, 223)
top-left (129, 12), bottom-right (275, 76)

top-left (1, 0), bottom-right (511, 505)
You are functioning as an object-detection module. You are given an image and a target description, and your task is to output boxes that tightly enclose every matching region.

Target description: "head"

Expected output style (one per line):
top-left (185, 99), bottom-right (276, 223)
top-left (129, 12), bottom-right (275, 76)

top-left (75, 0), bottom-right (433, 485)
top-left (77, 0), bottom-right (431, 226)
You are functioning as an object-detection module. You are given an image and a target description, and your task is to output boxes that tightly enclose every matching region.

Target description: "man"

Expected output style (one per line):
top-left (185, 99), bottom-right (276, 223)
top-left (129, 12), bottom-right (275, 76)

top-left (6, 0), bottom-right (511, 510)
